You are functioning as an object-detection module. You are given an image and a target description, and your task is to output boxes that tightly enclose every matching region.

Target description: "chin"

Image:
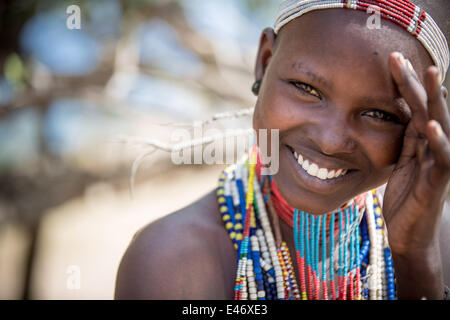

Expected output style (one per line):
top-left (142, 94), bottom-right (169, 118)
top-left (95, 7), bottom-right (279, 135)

top-left (276, 180), bottom-right (352, 215)
top-left (274, 145), bottom-right (366, 214)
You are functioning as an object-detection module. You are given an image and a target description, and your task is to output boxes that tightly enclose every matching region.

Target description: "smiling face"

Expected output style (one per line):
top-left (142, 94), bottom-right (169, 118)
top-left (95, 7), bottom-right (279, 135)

top-left (253, 8), bottom-right (436, 214)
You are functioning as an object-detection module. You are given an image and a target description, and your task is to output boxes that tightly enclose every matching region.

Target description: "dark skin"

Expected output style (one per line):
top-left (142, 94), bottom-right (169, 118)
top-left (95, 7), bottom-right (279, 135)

top-left (115, 8), bottom-right (450, 300)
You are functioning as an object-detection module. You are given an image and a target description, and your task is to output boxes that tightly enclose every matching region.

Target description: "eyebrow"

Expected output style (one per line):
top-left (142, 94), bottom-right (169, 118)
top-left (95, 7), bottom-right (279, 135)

top-left (290, 61), bottom-right (333, 90)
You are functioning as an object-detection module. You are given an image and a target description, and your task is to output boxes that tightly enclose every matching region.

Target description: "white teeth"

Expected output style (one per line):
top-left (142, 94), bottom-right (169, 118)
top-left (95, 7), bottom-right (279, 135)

top-left (327, 170), bottom-right (336, 179)
top-left (317, 168), bottom-right (328, 180)
top-left (307, 163), bottom-right (319, 176)
top-left (291, 149), bottom-right (348, 180)
top-left (302, 159), bottom-right (310, 171)
top-left (334, 169), bottom-right (343, 178)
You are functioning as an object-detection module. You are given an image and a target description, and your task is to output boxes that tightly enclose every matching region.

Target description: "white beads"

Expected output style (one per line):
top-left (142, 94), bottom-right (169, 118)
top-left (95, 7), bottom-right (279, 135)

top-left (230, 179), bottom-right (240, 207)
top-left (365, 191), bottom-right (385, 300)
top-left (274, 1), bottom-right (448, 83)
top-left (225, 156), bottom-right (395, 300)
top-left (251, 174), bottom-right (285, 298)
top-left (260, 258), bottom-right (272, 272)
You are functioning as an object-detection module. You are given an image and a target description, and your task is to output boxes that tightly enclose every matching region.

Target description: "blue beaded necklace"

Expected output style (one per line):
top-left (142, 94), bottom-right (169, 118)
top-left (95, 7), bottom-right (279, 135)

top-left (217, 157), bottom-right (397, 300)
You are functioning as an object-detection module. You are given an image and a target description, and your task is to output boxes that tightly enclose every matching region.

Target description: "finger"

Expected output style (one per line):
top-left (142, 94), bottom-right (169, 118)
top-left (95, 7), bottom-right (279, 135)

top-left (416, 137), bottom-right (427, 164)
top-left (412, 120), bottom-right (450, 209)
top-left (425, 66), bottom-right (450, 137)
top-left (390, 52), bottom-right (429, 135)
top-left (427, 120), bottom-right (450, 169)
top-left (396, 122), bottom-right (419, 167)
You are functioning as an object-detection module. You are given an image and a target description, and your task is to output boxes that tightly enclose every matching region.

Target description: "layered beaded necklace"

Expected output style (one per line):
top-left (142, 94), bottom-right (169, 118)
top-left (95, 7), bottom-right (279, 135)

top-left (216, 148), bottom-right (396, 300)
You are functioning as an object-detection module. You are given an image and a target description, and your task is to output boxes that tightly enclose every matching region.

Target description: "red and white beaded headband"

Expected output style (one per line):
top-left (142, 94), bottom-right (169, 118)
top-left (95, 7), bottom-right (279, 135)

top-left (274, 0), bottom-right (449, 84)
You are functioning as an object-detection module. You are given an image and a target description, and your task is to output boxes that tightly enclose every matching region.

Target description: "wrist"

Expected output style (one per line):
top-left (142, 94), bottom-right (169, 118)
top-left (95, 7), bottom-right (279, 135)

top-left (391, 239), bottom-right (441, 261)
top-left (391, 246), bottom-right (444, 300)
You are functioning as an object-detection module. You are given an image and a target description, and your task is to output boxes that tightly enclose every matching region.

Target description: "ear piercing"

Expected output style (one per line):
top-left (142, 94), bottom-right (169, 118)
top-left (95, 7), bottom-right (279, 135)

top-left (252, 80), bottom-right (262, 96)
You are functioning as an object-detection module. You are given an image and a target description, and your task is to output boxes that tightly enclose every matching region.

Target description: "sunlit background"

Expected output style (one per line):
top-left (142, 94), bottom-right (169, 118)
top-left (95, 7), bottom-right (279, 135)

top-left (0, 0), bottom-right (449, 300)
top-left (0, 0), bottom-right (281, 299)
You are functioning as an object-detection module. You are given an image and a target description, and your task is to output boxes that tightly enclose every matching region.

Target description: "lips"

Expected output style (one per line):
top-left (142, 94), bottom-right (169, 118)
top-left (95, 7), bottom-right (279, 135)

top-left (282, 144), bottom-right (359, 195)
top-left (293, 151), bottom-right (348, 180)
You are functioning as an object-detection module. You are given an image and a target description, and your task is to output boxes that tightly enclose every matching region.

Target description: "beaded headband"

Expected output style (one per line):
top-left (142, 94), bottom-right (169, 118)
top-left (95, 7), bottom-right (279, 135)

top-left (274, 0), bottom-right (449, 84)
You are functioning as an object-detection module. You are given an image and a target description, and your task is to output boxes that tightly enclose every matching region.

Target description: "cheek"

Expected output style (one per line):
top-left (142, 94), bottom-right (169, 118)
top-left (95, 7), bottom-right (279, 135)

top-left (253, 85), bottom-right (305, 134)
top-left (253, 101), bottom-right (279, 158)
top-left (364, 128), bottom-right (404, 170)
top-left (253, 84), bottom-right (306, 159)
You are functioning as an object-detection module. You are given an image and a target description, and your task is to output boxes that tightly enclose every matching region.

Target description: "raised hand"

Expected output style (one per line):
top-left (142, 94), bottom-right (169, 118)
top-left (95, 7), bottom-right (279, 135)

top-left (382, 52), bottom-right (449, 299)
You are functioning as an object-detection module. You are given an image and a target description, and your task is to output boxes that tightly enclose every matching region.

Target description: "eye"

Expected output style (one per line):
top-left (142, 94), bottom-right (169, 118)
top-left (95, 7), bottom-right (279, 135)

top-left (291, 81), bottom-right (321, 99)
top-left (363, 110), bottom-right (399, 123)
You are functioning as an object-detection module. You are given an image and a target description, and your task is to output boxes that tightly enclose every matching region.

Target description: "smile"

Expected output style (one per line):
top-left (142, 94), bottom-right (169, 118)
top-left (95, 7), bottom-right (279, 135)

top-left (293, 151), bottom-right (348, 180)
top-left (283, 145), bottom-right (357, 194)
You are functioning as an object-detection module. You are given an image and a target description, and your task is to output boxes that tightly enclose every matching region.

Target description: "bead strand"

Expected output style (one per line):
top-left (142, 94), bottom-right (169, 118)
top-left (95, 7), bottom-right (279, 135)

top-left (314, 215), bottom-right (321, 300)
top-left (373, 192), bottom-right (384, 300)
top-left (329, 211), bottom-right (336, 300)
top-left (305, 214), bottom-right (313, 299)
top-left (219, 153), bottom-right (396, 300)
top-left (253, 174), bottom-right (284, 299)
top-left (349, 206), bottom-right (355, 300)
top-left (366, 191), bottom-right (382, 300)
top-left (342, 208), bottom-right (349, 300)
top-left (354, 205), bottom-right (362, 300)
top-left (218, 171), bottom-right (238, 250)
top-left (321, 213), bottom-right (328, 300)
top-left (294, 209), bottom-right (308, 300)
top-left (384, 247), bottom-right (396, 300)
top-left (247, 249), bottom-right (257, 300)
top-left (338, 209), bottom-right (344, 299)
top-left (277, 245), bottom-right (291, 299)
top-left (281, 243), bottom-right (300, 299)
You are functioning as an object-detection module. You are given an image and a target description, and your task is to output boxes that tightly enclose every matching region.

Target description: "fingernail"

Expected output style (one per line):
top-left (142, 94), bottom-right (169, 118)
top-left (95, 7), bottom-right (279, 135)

top-left (430, 120), bottom-right (443, 137)
top-left (432, 67), bottom-right (442, 82)
top-left (393, 52), bottom-right (406, 66)
top-left (406, 59), bottom-right (415, 73)
top-left (406, 59), bottom-right (420, 79)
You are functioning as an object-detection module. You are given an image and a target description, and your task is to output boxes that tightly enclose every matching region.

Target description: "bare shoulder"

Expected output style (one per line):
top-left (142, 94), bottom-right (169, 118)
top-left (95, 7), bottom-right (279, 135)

top-left (114, 188), bottom-right (236, 300)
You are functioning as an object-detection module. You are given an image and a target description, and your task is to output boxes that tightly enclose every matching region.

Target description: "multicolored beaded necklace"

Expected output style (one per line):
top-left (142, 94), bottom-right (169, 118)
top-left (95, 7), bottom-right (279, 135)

top-left (216, 147), bottom-right (396, 300)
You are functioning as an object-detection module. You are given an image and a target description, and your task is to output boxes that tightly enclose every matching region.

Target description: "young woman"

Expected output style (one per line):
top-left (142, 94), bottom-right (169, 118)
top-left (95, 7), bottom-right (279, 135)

top-left (115, 0), bottom-right (450, 300)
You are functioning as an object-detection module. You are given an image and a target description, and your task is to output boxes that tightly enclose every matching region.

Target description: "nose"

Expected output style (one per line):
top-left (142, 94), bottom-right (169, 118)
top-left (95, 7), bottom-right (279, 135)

top-left (309, 113), bottom-right (356, 156)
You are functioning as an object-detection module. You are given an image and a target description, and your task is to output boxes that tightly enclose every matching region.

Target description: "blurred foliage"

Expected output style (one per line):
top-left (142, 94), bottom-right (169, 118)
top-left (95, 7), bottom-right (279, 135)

top-left (4, 53), bottom-right (27, 87)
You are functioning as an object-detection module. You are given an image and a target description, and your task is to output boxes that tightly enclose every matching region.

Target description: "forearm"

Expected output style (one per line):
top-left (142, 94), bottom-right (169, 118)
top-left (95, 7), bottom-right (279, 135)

top-left (392, 244), bottom-right (444, 300)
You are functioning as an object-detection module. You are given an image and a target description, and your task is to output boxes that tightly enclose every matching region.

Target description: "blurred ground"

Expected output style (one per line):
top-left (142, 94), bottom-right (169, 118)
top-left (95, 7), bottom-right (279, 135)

top-left (0, 162), bottom-right (224, 299)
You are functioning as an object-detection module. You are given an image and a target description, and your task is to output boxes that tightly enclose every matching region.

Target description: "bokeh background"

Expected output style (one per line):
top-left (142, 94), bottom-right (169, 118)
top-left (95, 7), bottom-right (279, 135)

top-left (0, 0), bottom-right (449, 300)
top-left (0, 0), bottom-right (279, 299)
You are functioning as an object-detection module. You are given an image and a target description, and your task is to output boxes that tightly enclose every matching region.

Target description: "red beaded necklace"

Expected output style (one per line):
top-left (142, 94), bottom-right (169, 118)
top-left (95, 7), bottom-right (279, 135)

top-left (254, 151), bottom-right (366, 235)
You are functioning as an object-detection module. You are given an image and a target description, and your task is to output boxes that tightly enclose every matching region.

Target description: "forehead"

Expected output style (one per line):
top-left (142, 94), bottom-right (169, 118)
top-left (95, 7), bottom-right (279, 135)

top-left (275, 9), bottom-right (433, 75)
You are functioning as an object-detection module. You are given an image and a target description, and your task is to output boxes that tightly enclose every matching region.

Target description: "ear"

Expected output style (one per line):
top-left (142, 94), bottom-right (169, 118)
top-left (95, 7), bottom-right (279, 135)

top-left (255, 28), bottom-right (277, 81)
